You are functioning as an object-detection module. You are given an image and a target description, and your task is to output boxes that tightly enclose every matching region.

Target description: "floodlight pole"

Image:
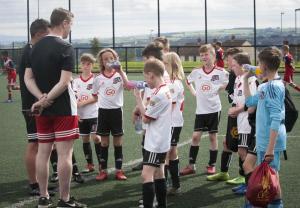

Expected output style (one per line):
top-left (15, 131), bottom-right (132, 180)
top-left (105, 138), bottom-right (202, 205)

top-left (204, 0), bottom-right (207, 43)
top-left (27, 0), bottom-right (30, 43)
top-left (68, 0), bottom-right (72, 43)
top-left (112, 0), bottom-right (115, 48)
top-left (281, 12), bottom-right (284, 33)
top-left (254, 0), bottom-right (257, 64)
top-left (296, 9), bottom-right (300, 34)
top-left (38, 0), bottom-right (40, 18)
top-left (157, 0), bottom-right (160, 37)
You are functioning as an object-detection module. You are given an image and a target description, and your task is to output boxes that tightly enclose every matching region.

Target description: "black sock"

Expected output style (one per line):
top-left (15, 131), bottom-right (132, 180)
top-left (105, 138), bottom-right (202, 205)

top-left (245, 172), bottom-right (252, 186)
top-left (72, 153), bottom-right (79, 175)
top-left (50, 149), bottom-right (58, 173)
top-left (154, 178), bottom-right (167, 208)
top-left (208, 150), bottom-right (218, 166)
top-left (169, 159), bottom-right (180, 188)
top-left (220, 151), bottom-right (232, 172)
top-left (164, 165), bottom-right (169, 180)
top-left (114, 146), bottom-right (123, 170)
top-left (94, 142), bottom-right (101, 166)
top-left (239, 157), bottom-right (245, 176)
top-left (83, 142), bottom-right (93, 164)
top-left (143, 182), bottom-right (155, 208)
top-left (189, 145), bottom-right (199, 164)
top-left (100, 145), bottom-right (108, 170)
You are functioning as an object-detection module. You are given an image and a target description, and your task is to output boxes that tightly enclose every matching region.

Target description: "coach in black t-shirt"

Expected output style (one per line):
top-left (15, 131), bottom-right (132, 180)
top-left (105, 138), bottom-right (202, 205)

top-left (24, 8), bottom-right (86, 208)
top-left (19, 19), bottom-right (50, 196)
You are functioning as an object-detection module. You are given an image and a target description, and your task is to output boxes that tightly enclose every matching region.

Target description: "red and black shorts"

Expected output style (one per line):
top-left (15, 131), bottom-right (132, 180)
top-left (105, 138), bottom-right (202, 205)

top-left (7, 71), bottom-right (17, 85)
top-left (22, 111), bottom-right (38, 143)
top-left (35, 115), bottom-right (79, 143)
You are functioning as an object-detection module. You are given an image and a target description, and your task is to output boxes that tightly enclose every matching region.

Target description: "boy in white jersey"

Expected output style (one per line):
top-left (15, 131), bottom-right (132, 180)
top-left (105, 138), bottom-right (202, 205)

top-left (227, 53), bottom-right (258, 194)
top-left (134, 58), bottom-right (172, 208)
top-left (91, 48), bottom-right (130, 181)
top-left (163, 52), bottom-right (185, 195)
top-left (132, 42), bottom-right (169, 172)
top-left (72, 53), bottom-right (101, 174)
top-left (180, 44), bottom-right (228, 176)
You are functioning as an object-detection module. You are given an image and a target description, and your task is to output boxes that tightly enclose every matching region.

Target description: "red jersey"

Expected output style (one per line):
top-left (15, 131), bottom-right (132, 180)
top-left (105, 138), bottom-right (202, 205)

top-left (216, 48), bottom-right (224, 68)
top-left (284, 53), bottom-right (294, 73)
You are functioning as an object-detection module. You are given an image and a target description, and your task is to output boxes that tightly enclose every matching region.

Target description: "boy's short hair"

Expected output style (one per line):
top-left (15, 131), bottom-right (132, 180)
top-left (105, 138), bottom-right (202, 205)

top-left (225, 48), bottom-right (243, 57)
top-left (282, 45), bottom-right (289, 51)
top-left (80, 53), bottom-right (96, 64)
top-left (154, 37), bottom-right (170, 51)
top-left (215, 41), bottom-right (222, 47)
top-left (142, 42), bottom-right (164, 61)
top-left (199, 44), bottom-right (215, 55)
top-left (30, 19), bottom-right (50, 37)
top-left (258, 47), bottom-right (282, 71)
top-left (144, 58), bottom-right (165, 77)
top-left (50, 8), bottom-right (74, 27)
top-left (232, 52), bottom-right (251, 66)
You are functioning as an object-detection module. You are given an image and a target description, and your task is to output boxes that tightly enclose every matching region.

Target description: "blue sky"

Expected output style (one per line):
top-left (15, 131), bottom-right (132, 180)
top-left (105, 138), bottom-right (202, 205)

top-left (0, 0), bottom-right (299, 39)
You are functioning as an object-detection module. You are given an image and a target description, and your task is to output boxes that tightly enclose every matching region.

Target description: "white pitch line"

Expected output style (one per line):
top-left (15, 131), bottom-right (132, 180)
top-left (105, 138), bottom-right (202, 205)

top-left (5, 134), bottom-right (299, 207)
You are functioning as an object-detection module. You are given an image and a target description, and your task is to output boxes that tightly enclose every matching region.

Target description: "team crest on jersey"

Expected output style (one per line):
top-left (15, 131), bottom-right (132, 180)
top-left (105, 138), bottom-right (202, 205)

top-left (105, 87), bottom-right (116, 96)
top-left (113, 77), bottom-right (121, 84)
top-left (211, 75), bottom-right (219, 81)
top-left (259, 91), bottom-right (265, 100)
top-left (86, 84), bottom-right (93, 90)
top-left (238, 90), bottom-right (242, 96)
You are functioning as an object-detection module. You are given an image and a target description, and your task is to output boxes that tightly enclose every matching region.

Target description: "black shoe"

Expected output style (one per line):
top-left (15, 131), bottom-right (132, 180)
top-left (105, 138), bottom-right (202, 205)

top-left (37, 197), bottom-right (53, 208)
top-left (73, 173), bottom-right (84, 184)
top-left (57, 197), bottom-right (87, 208)
top-left (29, 183), bottom-right (40, 196)
top-left (50, 172), bottom-right (58, 183)
top-left (132, 162), bottom-right (143, 171)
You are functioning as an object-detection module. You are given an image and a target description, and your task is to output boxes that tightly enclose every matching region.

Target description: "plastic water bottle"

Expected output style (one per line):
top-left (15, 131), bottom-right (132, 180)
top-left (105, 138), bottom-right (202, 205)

top-left (242, 64), bottom-right (262, 76)
top-left (106, 60), bottom-right (121, 70)
top-left (127, 80), bottom-right (148, 90)
top-left (134, 116), bottom-right (143, 134)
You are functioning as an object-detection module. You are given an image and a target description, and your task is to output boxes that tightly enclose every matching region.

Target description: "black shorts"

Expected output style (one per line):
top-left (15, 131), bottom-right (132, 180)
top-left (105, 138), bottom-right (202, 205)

top-left (225, 116), bottom-right (238, 152)
top-left (238, 134), bottom-right (252, 148)
top-left (247, 127), bottom-right (257, 155)
top-left (97, 108), bottom-right (124, 137)
top-left (143, 150), bottom-right (167, 168)
top-left (22, 112), bottom-right (38, 143)
top-left (171, 127), bottom-right (182, 146)
top-left (194, 112), bottom-right (221, 133)
top-left (79, 118), bottom-right (98, 136)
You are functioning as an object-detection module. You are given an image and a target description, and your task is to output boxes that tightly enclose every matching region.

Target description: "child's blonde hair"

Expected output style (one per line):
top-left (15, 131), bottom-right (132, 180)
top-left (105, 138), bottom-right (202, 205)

top-left (199, 44), bottom-right (215, 56)
top-left (80, 53), bottom-right (96, 64)
top-left (96, 48), bottom-right (119, 72)
top-left (163, 52), bottom-right (185, 80)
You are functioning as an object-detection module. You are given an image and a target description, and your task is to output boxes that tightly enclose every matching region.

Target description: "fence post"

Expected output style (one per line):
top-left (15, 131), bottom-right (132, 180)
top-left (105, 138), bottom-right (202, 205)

top-left (75, 48), bottom-right (79, 74)
top-left (125, 47), bottom-right (128, 74)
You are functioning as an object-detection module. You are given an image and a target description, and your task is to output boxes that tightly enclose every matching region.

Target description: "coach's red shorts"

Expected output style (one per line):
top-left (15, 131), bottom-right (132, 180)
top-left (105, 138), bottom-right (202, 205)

top-left (283, 71), bottom-right (294, 83)
top-left (36, 115), bottom-right (79, 143)
top-left (7, 70), bottom-right (17, 85)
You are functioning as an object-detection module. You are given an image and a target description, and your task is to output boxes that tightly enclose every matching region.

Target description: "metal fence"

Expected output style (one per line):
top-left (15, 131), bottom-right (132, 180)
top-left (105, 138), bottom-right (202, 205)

top-left (1, 44), bottom-right (299, 73)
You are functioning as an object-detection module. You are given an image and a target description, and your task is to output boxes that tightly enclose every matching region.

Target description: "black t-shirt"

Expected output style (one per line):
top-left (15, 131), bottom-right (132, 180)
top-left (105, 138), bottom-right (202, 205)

top-left (225, 70), bottom-right (236, 103)
top-left (19, 43), bottom-right (36, 109)
top-left (28, 36), bottom-right (76, 116)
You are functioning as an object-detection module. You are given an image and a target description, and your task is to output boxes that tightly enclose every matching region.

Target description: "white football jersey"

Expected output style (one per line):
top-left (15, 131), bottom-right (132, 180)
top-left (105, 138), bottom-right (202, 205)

top-left (73, 75), bottom-right (98, 119)
top-left (233, 75), bottom-right (257, 134)
top-left (142, 87), bottom-right (154, 130)
top-left (92, 72), bottom-right (124, 109)
top-left (187, 66), bottom-right (229, 114)
top-left (144, 84), bottom-right (172, 153)
top-left (169, 80), bottom-right (184, 127)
